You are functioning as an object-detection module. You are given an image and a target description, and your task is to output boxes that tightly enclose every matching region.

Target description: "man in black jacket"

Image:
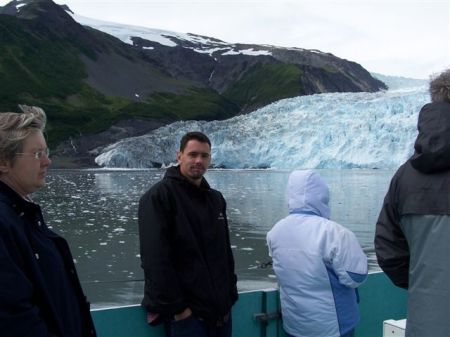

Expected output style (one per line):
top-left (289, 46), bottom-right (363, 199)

top-left (375, 69), bottom-right (450, 337)
top-left (138, 131), bottom-right (238, 337)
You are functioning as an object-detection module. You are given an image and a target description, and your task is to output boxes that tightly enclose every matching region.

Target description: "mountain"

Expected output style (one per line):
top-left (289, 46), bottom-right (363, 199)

top-left (95, 77), bottom-right (429, 169)
top-left (71, 13), bottom-right (386, 110)
top-left (0, 0), bottom-right (386, 167)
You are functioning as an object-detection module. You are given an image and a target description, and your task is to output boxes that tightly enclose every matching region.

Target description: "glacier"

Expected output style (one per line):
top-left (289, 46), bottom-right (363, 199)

top-left (95, 76), bottom-right (429, 169)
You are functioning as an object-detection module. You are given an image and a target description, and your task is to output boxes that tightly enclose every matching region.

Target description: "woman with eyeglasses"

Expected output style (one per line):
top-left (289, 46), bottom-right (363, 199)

top-left (0, 105), bottom-right (96, 337)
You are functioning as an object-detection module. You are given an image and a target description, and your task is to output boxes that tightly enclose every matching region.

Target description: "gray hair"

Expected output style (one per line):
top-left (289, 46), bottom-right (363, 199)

top-left (429, 69), bottom-right (450, 103)
top-left (0, 105), bottom-right (47, 164)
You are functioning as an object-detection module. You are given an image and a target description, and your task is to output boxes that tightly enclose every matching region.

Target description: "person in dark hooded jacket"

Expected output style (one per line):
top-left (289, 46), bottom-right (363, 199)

top-left (138, 131), bottom-right (238, 337)
top-left (375, 68), bottom-right (450, 337)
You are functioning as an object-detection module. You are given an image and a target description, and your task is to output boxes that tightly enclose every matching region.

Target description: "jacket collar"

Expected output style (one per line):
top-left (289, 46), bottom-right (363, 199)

top-left (0, 180), bottom-right (40, 214)
top-left (165, 165), bottom-right (211, 190)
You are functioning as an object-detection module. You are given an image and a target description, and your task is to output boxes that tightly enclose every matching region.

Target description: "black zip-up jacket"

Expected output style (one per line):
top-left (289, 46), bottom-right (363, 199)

top-left (138, 166), bottom-right (238, 322)
top-left (0, 181), bottom-right (96, 337)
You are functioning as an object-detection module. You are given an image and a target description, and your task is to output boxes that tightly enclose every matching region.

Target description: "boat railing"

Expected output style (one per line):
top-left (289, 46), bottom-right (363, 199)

top-left (91, 271), bottom-right (407, 337)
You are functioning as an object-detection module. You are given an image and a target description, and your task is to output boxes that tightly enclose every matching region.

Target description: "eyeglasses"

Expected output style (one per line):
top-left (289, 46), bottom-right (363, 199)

top-left (16, 148), bottom-right (50, 160)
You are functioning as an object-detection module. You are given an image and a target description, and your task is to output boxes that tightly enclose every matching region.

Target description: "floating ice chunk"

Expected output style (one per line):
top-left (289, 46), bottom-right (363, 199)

top-left (230, 208), bottom-right (241, 215)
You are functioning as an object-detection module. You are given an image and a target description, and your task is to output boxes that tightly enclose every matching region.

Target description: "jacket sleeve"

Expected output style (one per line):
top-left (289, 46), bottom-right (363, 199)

top-left (266, 234), bottom-right (272, 258)
top-left (222, 199), bottom-right (238, 304)
top-left (138, 186), bottom-right (187, 316)
top-left (329, 226), bottom-right (368, 289)
top-left (0, 234), bottom-right (50, 337)
top-left (374, 175), bottom-right (410, 289)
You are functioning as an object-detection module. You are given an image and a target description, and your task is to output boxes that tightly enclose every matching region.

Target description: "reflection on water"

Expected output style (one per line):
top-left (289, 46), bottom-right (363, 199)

top-left (34, 169), bottom-right (393, 308)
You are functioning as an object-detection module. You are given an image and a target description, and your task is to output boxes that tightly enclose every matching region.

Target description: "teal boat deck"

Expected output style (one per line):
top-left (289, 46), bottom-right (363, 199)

top-left (92, 272), bottom-right (407, 337)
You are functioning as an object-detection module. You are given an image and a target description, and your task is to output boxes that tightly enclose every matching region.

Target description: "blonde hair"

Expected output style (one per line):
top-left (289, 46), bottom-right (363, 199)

top-left (0, 105), bottom-right (47, 164)
top-left (429, 69), bottom-right (450, 103)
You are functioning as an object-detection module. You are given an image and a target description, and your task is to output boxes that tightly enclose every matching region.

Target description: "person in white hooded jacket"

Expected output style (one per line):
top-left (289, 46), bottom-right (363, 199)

top-left (267, 170), bottom-right (368, 337)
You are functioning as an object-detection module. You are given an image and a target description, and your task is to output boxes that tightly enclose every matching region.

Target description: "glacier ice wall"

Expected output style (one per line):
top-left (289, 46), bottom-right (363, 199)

top-left (95, 83), bottom-right (429, 169)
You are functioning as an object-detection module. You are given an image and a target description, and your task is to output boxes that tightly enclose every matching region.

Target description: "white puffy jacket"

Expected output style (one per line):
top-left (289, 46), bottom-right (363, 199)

top-left (267, 170), bottom-right (368, 337)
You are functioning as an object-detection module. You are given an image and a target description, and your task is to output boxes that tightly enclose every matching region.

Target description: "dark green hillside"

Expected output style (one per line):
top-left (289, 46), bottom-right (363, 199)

top-left (224, 63), bottom-right (304, 110)
top-left (0, 15), bottom-right (117, 145)
top-left (145, 88), bottom-right (239, 121)
top-left (0, 15), bottom-right (86, 102)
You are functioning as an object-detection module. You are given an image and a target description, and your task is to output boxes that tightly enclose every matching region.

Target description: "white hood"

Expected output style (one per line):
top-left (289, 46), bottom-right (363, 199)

top-left (287, 170), bottom-right (330, 219)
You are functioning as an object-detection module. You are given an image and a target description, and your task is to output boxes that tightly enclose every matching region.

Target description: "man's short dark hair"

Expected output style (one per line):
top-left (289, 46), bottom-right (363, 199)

top-left (179, 131), bottom-right (211, 151)
top-left (430, 69), bottom-right (450, 103)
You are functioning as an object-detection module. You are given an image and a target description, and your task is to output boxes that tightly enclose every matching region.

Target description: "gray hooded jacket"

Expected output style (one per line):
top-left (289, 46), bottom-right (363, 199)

top-left (375, 101), bottom-right (450, 337)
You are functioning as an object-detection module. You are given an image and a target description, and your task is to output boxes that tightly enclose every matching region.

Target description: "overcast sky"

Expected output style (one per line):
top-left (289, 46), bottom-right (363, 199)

top-left (2, 0), bottom-right (449, 79)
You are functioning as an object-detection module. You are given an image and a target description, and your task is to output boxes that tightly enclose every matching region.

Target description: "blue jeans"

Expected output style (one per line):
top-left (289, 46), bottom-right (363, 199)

top-left (166, 315), bottom-right (232, 337)
top-left (285, 329), bottom-right (354, 337)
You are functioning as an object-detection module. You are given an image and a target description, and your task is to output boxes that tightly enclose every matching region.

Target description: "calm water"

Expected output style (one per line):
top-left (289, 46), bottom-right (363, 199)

top-left (33, 169), bottom-right (393, 309)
